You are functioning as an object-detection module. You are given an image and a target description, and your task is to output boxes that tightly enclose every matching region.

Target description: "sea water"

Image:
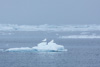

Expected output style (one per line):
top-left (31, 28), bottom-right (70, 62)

top-left (0, 25), bottom-right (100, 67)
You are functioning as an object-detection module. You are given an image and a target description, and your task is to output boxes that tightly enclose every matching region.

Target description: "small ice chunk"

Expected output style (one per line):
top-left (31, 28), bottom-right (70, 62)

top-left (32, 40), bottom-right (67, 52)
top-left (6, 47), bottom-right (32, 52)
top-left (42, 38), bottom-right (47, 41)
top-left (6, 39), bottom-right (67, 52)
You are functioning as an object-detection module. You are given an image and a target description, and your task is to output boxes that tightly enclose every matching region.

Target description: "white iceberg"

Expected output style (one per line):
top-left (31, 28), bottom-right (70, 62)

top-left (6, 39), bottom-right (67, 52)
top-left (32, 40), bottom-right (67, 52)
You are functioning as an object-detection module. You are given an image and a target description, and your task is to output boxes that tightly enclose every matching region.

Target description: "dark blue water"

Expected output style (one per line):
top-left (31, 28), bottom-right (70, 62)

top-left (0, 31), bottom-right (100, 67)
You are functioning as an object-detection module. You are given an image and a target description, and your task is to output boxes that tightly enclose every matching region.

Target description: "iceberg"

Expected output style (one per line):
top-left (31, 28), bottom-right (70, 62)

top-left (32, 40), bottom-right (67, 52)
top-left (6, 39), bottom-right (67, 52)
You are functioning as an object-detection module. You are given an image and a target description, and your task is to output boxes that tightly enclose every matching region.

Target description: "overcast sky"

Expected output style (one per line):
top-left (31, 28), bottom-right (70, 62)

top-left (0, 0), bottom-right (100, 25)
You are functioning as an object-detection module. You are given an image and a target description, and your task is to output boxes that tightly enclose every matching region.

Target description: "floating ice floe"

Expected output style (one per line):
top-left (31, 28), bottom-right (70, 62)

top-left (6, 39), bottom-right (67, 52)
top-left (5, 47), bottom-right (33, 52)
top-left (59, 35), bottom-right (100, 39)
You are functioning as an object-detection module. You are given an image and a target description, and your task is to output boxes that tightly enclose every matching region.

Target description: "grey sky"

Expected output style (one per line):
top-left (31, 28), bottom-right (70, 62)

top-left (0, 0), bottom-right (100, 25)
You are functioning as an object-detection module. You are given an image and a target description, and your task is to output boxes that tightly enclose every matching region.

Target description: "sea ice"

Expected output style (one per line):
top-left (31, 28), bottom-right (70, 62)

top-left (32, 40), bottom-right (67, 52)
top-left (0, 24), bottom-right (100, 31)
top-left (6, 47), bottom-right (32, 52)
top-left (6, 39), bottom-right (67, 52)
top-left (59, 35), bottom-right (100, 39)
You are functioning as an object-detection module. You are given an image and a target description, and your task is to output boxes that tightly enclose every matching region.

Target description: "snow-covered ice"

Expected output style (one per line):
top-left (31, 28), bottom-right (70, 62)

top-left (6, 39), bottom-right (67, 52)
top-left (32, 40), bottom-right (67, 52)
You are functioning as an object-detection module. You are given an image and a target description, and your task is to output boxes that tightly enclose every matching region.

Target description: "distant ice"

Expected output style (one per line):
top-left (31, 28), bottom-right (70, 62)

top-left (6, 47), bottom-right (33, 52)
top-left (6, 39), bottom-right (67, 52)
top-left (59, 35), bottom-right (100, 39)
top-left (0, 24), bottom-right (100, 31)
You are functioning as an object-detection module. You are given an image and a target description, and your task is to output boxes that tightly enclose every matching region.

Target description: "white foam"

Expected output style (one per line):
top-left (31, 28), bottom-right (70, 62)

top-left (0, 24), bottom-right (100, 31)
top-left (6, 40), bottom-right (67, 52)
top-left (59, 35), bottom-right (100, 39)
